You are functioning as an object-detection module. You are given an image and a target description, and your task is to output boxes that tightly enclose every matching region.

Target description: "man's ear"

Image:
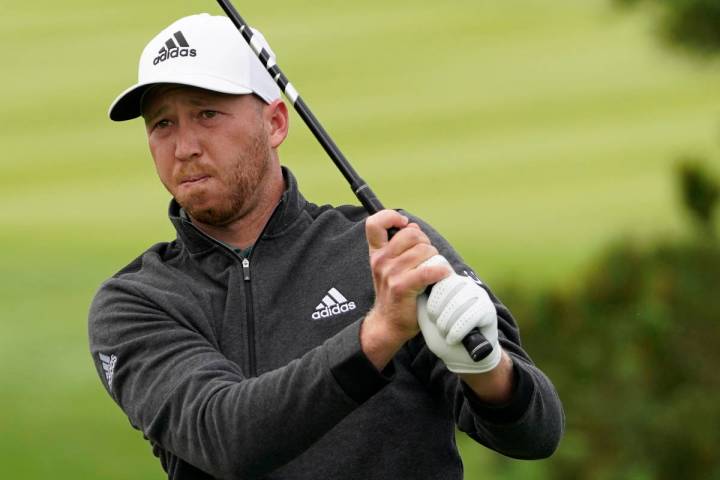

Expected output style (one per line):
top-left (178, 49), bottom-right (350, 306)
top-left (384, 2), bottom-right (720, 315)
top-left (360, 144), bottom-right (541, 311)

top-left (264, 99), bottom-right (289, 148)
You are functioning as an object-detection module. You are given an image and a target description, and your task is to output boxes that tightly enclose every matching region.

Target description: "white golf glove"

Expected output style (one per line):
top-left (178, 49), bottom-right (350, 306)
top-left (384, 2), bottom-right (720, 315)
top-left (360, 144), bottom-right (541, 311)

top-left (417, 255), bottom-right (502, 374)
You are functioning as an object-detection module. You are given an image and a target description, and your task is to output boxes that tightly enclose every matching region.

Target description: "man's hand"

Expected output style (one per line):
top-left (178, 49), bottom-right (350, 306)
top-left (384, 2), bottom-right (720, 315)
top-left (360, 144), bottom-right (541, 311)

top-left (417, 255), bottom-right (502, 374)
top-left (417, 255), bottom-right (514, 404)
top-left (360, 211), bottom-right (452, 370)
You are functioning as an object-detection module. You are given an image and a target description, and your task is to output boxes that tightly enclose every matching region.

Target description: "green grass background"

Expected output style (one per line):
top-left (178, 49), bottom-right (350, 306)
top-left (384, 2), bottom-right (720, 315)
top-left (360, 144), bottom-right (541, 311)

top-left (2, 0), bottom-right (719, 477)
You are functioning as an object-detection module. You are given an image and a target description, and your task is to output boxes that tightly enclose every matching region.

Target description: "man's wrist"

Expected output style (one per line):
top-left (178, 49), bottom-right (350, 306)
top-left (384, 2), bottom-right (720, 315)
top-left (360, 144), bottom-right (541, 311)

top-left (459, 349), bottom-right (515, 405)
top-left (359, 309), bottom-right (414, 370)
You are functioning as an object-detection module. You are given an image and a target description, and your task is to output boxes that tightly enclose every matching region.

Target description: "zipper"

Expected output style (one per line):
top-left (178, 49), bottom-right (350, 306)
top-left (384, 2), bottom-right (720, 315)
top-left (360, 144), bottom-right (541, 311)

top-left (242, 258), bottom-right (251, 280)
top-left (178, 198), bottom-right (284, 379)
top-left (241, 257), bottom-right (257, 376)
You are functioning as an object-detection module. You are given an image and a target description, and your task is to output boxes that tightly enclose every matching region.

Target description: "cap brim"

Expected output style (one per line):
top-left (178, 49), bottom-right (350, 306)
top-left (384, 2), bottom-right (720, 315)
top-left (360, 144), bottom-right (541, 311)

top-left (108, 75), bottom-right (255, 121)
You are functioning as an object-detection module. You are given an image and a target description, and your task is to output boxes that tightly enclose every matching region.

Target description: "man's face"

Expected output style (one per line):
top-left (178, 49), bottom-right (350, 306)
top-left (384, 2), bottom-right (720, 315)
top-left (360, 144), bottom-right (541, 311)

top-left (142, 85), bottom-right (273, 226)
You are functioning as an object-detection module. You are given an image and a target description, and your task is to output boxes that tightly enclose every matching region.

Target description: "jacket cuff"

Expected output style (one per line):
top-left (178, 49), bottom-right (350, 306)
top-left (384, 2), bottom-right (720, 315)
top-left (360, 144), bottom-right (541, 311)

top-left (326, 320), bottom-right (394, 404)
top-left (462, 359), bottom-right (535, 424)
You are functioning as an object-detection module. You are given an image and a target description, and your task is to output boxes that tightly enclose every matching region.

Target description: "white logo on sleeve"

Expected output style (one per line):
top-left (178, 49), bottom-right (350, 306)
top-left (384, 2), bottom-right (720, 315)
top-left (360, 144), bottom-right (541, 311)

top-left (463, 270), bottom-right (484, 286)
top-left (99, 353), bottom-right (118, 391)
top-left (312, 287), bottom-right (356, 320)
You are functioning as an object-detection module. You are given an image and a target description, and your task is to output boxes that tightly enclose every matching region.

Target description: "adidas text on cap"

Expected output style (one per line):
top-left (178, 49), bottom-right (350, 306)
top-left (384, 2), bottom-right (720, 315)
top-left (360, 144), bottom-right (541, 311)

top-left (108, 13), bottom-right (281, 121)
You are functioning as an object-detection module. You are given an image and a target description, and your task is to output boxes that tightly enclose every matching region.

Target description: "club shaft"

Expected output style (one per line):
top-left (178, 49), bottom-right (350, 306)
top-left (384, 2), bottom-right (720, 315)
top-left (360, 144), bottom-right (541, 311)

top-left (216, 0), bottom-right (492, 362)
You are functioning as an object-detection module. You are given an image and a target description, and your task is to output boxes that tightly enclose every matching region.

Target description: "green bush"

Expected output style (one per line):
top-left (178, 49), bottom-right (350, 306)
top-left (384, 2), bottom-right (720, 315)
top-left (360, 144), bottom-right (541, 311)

top-left (677, 159), bottom-right (719, 238)
top-left (502, 237), bottom-right (720, 479)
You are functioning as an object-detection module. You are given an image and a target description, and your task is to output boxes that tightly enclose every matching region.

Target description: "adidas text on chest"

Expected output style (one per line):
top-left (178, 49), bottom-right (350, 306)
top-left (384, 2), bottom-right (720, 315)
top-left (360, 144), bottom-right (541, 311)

top-left (312, 288), bottom-right (356, 320)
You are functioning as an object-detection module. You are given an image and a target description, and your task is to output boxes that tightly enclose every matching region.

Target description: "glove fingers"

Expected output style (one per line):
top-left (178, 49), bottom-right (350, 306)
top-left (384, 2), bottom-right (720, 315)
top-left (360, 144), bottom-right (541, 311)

top-left (427, 273), bottom-right (466, 320)
top-left (417, 294), bottom-right (450, 355)
top-left (446, 296), bottom-right (496, 345)
top-left (434, 278), bottom-right (481, 335)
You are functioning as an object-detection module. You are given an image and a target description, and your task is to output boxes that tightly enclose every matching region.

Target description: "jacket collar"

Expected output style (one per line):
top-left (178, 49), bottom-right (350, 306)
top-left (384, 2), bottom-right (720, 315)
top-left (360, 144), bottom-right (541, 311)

top-left (168, 166), bottom-right (307, 254)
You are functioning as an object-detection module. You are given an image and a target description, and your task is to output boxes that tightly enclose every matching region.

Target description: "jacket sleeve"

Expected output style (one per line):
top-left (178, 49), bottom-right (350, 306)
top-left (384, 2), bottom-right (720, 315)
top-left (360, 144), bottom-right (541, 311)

top-left (405, 212), bottom-right (565, 459)
top-left (88, 272), bottom-right (391, 479)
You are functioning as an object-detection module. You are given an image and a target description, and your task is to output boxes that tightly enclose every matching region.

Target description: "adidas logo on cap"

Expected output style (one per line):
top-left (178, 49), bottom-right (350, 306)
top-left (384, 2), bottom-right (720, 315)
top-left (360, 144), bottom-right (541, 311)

top-left (153, 30), bottom-right (197, 65)
top-left (312, 287), bottom-right (356, 320)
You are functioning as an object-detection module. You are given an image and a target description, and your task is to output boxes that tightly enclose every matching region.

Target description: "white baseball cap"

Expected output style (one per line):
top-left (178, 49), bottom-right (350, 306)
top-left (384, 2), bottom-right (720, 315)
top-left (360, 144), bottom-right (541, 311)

top-left (108, 13), bottom-right (281, 121)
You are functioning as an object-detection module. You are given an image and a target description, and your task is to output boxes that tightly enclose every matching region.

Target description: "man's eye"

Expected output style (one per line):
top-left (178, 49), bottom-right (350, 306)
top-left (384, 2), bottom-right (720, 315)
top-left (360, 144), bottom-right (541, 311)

top-left (201, 110), bottom-right (218, 119)
top-left (154, 119), bottom-right (171, 129)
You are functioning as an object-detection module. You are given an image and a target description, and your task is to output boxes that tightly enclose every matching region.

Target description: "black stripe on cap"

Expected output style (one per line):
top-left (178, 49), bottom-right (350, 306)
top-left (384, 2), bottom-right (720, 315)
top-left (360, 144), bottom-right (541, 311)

top-left (174, 31), bottom-right (189, 48)
top-left (165, 38), bottom-right (178, 50)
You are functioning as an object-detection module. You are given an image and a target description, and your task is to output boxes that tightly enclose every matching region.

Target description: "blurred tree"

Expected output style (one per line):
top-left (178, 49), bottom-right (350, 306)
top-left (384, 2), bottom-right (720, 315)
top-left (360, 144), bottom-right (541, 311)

top-left (615, 0), bottom-right (720, 54)
top-left (677, 159), bottom-right (719, 237)
top-left (502, 239), bottom-right (720, 479)
top-left (477, 164), bottom-right (720, 479)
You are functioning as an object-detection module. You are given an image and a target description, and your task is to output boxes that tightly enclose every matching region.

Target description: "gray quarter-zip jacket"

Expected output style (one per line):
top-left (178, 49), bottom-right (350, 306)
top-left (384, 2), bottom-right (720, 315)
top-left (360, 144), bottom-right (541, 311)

top-left (89, 167), bottom-right (564, 480)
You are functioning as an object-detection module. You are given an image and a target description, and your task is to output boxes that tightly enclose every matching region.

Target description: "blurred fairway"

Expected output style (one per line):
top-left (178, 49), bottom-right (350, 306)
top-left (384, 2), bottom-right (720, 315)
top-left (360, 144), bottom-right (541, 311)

top-left (2, 0), bottom-right (720, 478)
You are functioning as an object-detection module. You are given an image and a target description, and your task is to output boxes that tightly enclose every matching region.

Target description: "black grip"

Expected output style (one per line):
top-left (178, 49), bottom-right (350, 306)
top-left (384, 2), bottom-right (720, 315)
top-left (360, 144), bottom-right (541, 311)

top-left (461, 327), bottom-right (494, 361)
top-left (388, 227), bottom-right (493, 363)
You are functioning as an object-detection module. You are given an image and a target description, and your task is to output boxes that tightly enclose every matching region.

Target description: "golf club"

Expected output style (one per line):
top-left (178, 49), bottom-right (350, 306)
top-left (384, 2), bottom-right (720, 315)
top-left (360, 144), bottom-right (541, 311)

top-left (215, 0), bottom-right (493, 362)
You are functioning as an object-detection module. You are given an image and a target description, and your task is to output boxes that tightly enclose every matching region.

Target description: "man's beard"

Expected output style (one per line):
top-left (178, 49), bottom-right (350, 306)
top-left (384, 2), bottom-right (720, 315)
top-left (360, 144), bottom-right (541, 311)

top-left (177, 131), bottom-right (272, 227)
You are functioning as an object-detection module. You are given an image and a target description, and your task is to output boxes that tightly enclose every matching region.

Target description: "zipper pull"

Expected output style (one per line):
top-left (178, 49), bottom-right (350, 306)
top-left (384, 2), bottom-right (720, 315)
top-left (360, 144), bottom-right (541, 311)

top-left (242, 258), bottom-right (251, 281)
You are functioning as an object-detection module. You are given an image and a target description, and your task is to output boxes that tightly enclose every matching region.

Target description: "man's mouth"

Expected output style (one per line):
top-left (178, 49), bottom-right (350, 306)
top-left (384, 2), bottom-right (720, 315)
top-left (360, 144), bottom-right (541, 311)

top-left (180, 175), bottom-right (210, 186)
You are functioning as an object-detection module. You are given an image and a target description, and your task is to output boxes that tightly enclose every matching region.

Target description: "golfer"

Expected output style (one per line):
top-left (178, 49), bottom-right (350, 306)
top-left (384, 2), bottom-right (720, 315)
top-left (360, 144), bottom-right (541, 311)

top-left (89, 13), bottom-right (564, 480)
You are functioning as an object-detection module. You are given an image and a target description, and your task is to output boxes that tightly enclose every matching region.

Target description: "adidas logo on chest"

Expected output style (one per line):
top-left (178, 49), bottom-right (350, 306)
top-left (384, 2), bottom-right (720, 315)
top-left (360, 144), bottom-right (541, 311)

top-left (312, 287), bottom-right (356, 320)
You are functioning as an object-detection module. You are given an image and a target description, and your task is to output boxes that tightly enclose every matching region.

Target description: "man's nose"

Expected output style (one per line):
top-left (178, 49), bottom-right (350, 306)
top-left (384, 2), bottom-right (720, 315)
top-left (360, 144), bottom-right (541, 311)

top-left (174, 123), bottom-right (202, 161)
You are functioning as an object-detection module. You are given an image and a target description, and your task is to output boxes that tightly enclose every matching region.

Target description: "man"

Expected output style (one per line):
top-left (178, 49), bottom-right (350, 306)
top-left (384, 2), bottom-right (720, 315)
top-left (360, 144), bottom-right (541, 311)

top-left (89, 13), bottom-right (564, 480)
